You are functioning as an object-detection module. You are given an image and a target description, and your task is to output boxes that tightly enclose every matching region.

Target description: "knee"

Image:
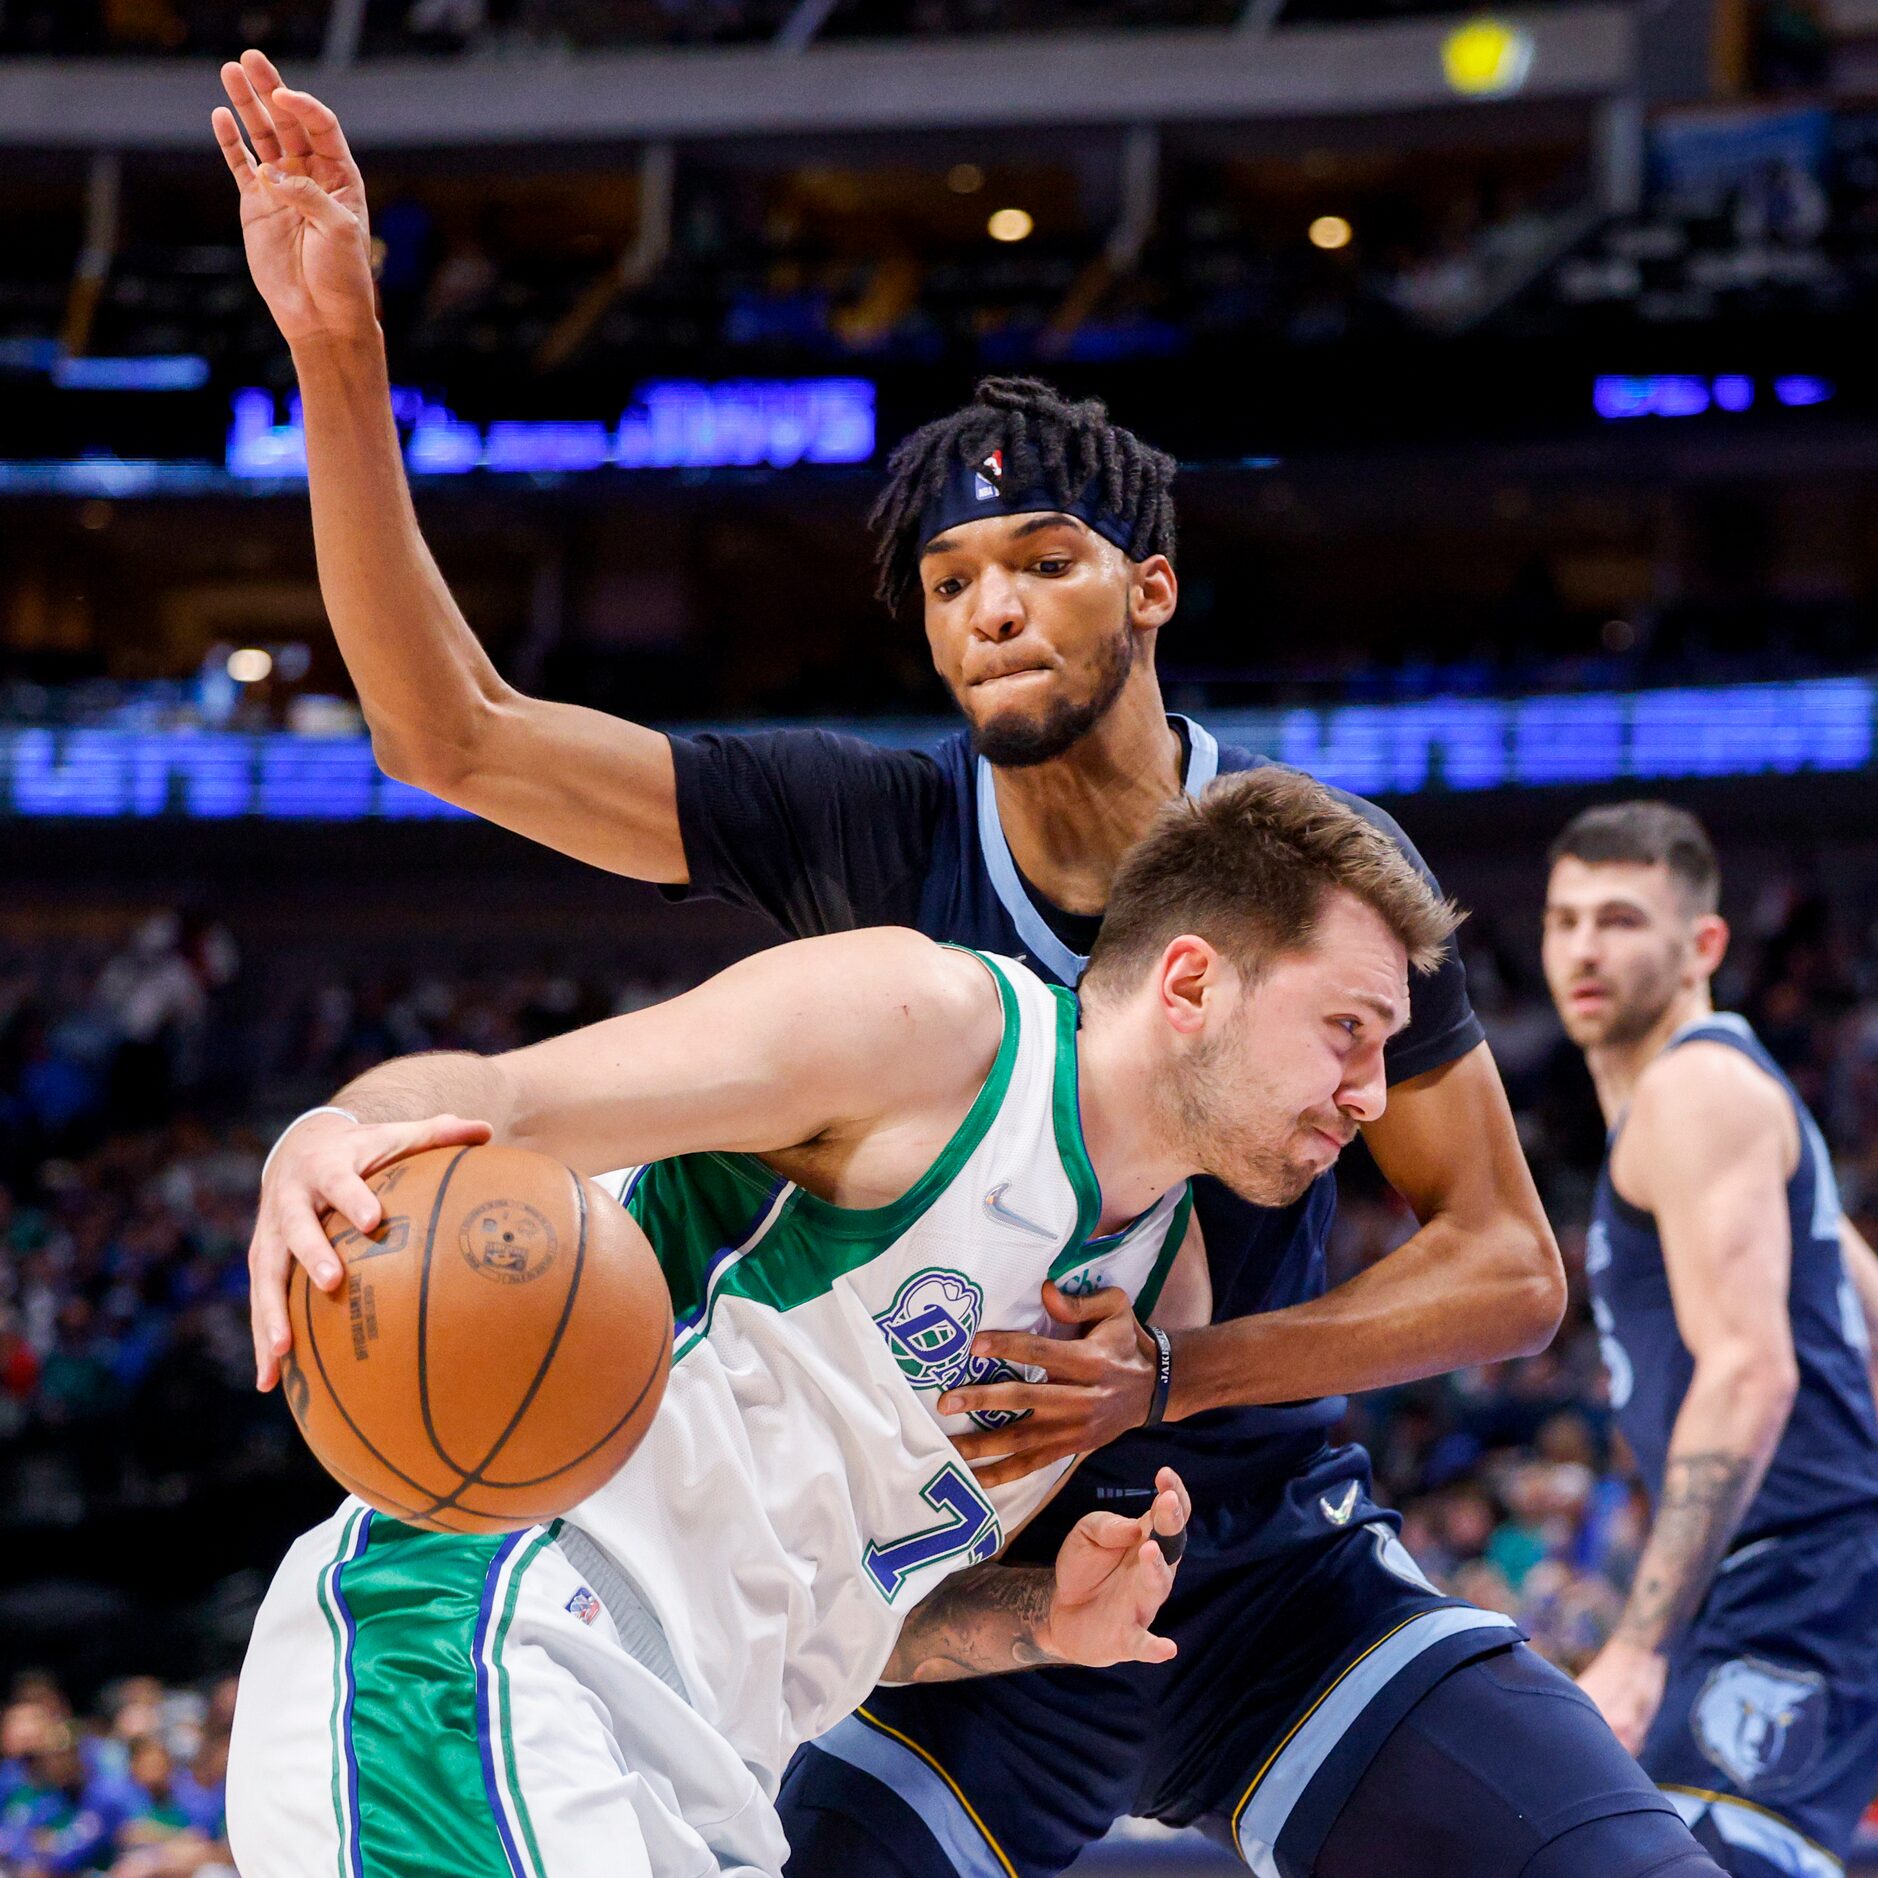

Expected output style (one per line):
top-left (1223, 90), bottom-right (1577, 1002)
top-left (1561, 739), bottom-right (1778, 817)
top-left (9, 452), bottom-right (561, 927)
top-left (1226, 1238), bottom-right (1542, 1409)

top-left (783, 1803), bottom-right (932, 1878)
top-left (1522, 1812), bottom-right (1731, 1878)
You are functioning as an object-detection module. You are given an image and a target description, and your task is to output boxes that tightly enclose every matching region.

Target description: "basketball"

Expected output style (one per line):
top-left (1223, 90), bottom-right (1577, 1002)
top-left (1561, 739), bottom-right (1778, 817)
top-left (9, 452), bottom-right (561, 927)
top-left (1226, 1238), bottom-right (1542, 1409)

top-left (280, 1143), bottom-right (670, 1533)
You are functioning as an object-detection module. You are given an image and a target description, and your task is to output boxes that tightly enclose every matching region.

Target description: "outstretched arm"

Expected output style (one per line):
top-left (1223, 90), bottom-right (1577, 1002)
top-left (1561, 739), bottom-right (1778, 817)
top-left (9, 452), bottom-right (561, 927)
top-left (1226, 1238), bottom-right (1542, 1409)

top-left (247, 931), bottom-right (997, 1387)
top-left (215, 51), bottom-right (685, 881)
top-left (884, 1470), bottom-right (1189, 1682)
top-left (948, 1043), bottom-right (1562, 1481)
top-left (1577, 1043), bottom-right (1799, 1751)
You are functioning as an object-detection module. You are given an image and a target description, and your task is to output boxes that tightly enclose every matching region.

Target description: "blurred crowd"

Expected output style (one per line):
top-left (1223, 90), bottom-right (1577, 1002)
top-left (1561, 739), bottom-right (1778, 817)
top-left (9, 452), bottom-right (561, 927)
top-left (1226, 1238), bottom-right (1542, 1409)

top-left (0, 1673), bottom-right (231, 1877)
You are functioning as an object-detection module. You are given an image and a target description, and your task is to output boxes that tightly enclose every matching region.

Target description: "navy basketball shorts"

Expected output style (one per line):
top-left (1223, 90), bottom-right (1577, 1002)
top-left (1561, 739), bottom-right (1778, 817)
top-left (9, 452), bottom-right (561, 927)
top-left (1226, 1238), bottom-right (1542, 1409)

top-left (1640, 1512), bottom-right (1878, 1876)
top-left (779, 1481), bottom-right (1701, 1878)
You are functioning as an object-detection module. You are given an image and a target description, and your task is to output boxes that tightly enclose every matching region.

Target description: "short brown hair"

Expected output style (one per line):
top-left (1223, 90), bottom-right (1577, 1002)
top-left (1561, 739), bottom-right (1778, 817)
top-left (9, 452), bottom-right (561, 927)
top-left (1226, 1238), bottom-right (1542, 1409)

top-left (1548, 800), bottom-right (1719, 915)
top-left (1083, 766), bottom-right (1461, 994)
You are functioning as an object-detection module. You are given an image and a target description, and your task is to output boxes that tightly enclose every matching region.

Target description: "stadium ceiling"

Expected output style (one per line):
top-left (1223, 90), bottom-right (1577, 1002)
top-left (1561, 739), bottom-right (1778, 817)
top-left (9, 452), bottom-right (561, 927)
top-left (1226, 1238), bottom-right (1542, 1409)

top-left (0, 14), bottom-right (1635, 150)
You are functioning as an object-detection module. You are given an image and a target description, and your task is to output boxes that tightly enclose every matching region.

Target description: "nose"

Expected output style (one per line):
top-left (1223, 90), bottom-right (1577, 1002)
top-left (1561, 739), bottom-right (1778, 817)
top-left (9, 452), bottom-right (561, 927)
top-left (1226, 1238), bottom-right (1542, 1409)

top-left (1338, 1042), bottom-right (1388, 1127)
top-left (967, 565), bottom-right (1024, 642)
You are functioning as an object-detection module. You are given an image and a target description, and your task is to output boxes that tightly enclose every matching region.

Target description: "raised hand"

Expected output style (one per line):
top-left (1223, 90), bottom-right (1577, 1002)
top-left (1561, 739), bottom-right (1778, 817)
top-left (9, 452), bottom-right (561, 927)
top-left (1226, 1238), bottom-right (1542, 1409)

top-left (212, 48), bottom-right (378, 347)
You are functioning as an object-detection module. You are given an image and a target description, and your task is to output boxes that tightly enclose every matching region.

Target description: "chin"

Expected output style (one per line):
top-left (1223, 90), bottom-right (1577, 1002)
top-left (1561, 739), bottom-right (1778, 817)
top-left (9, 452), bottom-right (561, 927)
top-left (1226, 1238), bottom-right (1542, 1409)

top-left (1229, 1162), bottom-right (1321, 1209)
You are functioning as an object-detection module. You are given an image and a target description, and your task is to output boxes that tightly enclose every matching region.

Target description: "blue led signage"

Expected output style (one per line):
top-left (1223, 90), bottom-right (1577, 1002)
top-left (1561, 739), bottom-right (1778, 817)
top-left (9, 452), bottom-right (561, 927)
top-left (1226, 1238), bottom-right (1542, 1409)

top-left (226, 377), bottom-right (877, 480)
top-left (3, 679), bottom-right (1869, 820)
top-left (1595, 373), bottom-right (1837, 420)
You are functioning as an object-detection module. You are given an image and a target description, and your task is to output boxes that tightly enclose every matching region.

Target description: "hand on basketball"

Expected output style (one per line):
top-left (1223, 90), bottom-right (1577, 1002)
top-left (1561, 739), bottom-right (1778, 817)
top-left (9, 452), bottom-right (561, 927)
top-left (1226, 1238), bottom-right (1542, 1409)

top-left (213, 48), bottom-right (379, 347)
top-left (1576, 1637), bottom-right (1668, 1753)
top-left (938, 1282), bottom-right (1161, 1487)
top-left (1043, 1467), bottom-right (1190, 1668)
top-left (247, 1110), bottom-right (492, 1392)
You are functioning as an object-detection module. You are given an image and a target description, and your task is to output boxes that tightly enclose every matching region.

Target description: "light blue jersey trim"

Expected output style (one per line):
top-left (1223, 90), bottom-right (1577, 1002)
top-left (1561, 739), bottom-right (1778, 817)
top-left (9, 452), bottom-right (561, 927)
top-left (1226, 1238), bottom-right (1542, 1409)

top-left (974, 714), bottom-right (1220, 987)
top-left (1666, 1790), bottom-right (1844, 1877)
top-left (1233, 1607), bottom-right (1521, 1876)
top-left (811, 1713), bottom-right (1012, 1878)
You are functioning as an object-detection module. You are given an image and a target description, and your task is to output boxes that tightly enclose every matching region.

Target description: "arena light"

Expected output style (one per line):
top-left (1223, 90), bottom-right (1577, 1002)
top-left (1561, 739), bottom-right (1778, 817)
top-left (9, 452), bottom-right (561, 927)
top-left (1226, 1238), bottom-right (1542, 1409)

top-left (1441, 17), bottom-right (1534, 98)
top-left (987, 208), bottom-right (1034, 243)
top-left (226, 648), bottom-right (273, 684)
top-left (947, 164), bottom-right (985, 195)
top-left (1595, 374), bottom-right (1837, 421)
top-left (1308, 216), bottom-right (1353, 251)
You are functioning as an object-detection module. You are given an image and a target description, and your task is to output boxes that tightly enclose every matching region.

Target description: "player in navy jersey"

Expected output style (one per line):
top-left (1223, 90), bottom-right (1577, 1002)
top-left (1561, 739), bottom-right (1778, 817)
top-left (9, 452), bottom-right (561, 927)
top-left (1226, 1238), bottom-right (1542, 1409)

top-left (219, 68), bottom-right (1726, 1871)
top-left (1543, 801), bottom-right (1878, 1878)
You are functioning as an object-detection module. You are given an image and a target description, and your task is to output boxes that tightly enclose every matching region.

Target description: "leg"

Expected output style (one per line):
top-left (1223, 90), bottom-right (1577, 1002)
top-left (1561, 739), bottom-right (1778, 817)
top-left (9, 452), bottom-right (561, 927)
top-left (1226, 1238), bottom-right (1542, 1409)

top-left (777, 1662), bottom-right (1149, 1878)
top-left (1313, 1646), bottom-right (1728, 1878)
top-left (232, 1504), bottom-right (756, 1878)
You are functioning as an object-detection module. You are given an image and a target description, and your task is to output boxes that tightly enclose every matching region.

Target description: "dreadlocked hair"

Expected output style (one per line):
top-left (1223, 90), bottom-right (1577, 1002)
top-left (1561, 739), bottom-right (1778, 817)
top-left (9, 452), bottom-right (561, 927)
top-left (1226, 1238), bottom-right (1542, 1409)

top-left (867, 376), bottom-right (1179, 613)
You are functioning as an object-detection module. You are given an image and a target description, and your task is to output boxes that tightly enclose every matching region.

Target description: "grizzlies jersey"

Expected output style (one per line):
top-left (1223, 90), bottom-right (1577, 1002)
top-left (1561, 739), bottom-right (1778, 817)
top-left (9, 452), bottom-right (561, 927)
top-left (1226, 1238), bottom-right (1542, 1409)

top-left (1589, 1014), bottom-right (1878, 1540)
top-left (668, 716), bottom-right (1483, 1514)
top-left (575, 951), bottom-right (1190, 1793)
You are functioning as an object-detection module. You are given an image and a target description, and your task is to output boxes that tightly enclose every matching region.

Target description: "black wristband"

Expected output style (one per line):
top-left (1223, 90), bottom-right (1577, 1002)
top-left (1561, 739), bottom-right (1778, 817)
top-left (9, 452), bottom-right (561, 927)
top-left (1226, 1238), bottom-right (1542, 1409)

top-left (1141, 1325), bottom-right (1175, 1428)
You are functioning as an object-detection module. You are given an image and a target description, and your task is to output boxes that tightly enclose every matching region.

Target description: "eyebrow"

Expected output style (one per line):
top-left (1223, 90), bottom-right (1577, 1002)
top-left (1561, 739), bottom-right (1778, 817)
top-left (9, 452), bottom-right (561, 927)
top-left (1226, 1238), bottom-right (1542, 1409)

top-left (920, 513), bottom-right (1086, 559)
top-left (1353, 993), bottom-right (1405, 1034)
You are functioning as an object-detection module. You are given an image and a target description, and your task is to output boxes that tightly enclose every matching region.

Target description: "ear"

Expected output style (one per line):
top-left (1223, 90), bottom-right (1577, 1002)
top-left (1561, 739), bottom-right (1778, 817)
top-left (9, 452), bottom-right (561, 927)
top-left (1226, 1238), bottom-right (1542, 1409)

top-left (1129, 554), bottom-right (1177, 633)
top-left (1156, 934), bottom-right (1221, 1036)
top-left (1691, 913), bottom-right (1730, 981)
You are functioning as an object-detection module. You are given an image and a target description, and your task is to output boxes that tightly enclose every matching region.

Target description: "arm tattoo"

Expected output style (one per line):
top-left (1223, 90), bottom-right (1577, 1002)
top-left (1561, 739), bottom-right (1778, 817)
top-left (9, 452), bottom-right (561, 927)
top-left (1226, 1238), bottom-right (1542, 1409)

top-left (1616, 1451), bottom-right (1759, 1652)
top-left (882, 1565), bottom-right (1064, 1684)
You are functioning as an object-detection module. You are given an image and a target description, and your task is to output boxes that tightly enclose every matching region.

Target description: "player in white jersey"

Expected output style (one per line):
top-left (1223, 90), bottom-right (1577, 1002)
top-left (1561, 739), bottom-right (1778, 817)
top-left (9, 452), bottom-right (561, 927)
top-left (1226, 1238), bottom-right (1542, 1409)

top-left (230, 768), bottom-right (1458, 1878)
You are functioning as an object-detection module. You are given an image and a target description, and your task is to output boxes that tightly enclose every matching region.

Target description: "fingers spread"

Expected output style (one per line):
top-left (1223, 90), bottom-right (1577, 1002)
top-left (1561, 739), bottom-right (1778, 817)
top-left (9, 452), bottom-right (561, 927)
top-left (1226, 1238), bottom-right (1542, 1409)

top-left (970, 1330), bottom-right (1086, 1375)
top-left (278, 1189), bottom-right (343, 1291)
top-left (242, 50), bottom-right (313, 160)
top-left (1077, 1510), bottom-right (1151, 1551)
top-left (967, 1438), bottom-right (1076, 1489)
top-left (1042, 1282), bottom-right (1129, 1324)
top-left (274, 86), bottom-right (355, 167)
top-left (328, 1169), bottom-right (383, 1236)
top-left (221, 59), bottom-right (283, 164)
top-left (211, 107), bottom-right (259, 191)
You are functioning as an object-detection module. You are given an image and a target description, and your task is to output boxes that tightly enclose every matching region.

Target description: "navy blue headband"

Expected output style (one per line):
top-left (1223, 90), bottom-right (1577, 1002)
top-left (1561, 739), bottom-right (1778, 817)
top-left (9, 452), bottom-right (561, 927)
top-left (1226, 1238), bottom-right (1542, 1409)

top-left (917, 447), bottom-right (1138, 558)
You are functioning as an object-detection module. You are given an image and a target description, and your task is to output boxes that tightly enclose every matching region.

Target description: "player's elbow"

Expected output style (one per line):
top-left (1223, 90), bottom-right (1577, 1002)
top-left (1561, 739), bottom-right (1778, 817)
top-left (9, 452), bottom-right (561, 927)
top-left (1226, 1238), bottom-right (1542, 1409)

top-left (366, 695), bottom-right (496, 797)
top-left (1706, 1336), bottom-right (1800, 1427)
top-left (1496, 1217), bottom-right (1568, 1355)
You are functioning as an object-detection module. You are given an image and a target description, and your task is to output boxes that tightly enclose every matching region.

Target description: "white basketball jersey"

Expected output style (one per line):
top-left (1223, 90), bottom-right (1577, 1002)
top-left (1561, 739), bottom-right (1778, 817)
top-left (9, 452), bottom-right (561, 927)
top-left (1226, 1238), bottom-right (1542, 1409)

top-left (578, 950), bottom-right (1190, 1796)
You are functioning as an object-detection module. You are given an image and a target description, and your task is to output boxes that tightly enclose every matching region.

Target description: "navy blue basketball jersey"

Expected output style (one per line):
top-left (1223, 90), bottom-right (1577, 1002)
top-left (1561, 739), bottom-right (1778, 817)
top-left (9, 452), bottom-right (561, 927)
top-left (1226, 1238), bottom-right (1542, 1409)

top-left (666, 714), bottom-right (1484, 1507)
top-left (1589, 1015), bottom-right (1878, 1540)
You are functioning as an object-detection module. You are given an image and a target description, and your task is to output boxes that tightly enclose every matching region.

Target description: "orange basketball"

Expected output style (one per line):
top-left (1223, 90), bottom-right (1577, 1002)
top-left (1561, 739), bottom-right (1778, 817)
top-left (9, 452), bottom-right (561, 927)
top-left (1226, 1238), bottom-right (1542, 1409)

top-left (281, 1143), bottom-right (670, 1533)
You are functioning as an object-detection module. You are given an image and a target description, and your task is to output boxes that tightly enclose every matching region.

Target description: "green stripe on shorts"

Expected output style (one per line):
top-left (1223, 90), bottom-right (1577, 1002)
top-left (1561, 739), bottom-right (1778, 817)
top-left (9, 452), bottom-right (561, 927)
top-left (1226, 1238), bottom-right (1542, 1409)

top-left (338, 1519), bottom-right (518, 1878)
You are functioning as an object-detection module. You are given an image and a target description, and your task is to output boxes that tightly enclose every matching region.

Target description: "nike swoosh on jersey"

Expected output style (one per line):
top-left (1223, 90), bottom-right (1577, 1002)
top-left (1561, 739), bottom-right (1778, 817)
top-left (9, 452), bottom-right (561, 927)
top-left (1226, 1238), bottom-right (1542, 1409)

top-left (982, 1182), bottom-right (1055, 1239)
top-left (1320, 1479), bottom-right (1361, 1526)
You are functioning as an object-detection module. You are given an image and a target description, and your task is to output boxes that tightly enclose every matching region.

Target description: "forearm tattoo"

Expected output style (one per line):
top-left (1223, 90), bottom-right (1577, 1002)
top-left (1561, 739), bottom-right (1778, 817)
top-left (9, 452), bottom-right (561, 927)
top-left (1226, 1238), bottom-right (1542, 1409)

top-left (1616, 1451), bottom-right (1759, 1652)
top-left (883, 1565), bottom-right (1065, 1684)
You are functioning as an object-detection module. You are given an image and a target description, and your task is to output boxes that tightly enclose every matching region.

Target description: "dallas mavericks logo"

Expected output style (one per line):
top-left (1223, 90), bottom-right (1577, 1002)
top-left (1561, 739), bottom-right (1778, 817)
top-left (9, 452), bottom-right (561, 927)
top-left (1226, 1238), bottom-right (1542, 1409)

top-left (875, 1269), bottom-right (1025, 1429)
top-left (1692, 1658), bottom-right (1828, 1792)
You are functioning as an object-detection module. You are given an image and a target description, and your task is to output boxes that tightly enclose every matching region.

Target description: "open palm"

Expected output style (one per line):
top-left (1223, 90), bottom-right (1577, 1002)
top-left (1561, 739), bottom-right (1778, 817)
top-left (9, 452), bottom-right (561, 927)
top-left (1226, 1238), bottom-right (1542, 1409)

top-left (213, 48), bottom-right (377, 346)
top-left (1048, 1466), bottom-right (1189, 1667)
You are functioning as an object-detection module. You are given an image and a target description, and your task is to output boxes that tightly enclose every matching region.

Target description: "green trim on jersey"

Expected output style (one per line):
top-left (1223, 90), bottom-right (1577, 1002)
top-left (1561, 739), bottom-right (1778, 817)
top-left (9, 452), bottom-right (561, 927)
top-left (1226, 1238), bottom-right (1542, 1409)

top-left (315, 1506), bottom-right (368, 1878)
top-left (1134, 1184), bottom-right (1194, 1322)
top-left (630, 949), bottom-right (1023, 1363)
top-left (330, 1516), bottom-right (557, 1878)
top-left (1047, 984), bottom-right (1102, 1261)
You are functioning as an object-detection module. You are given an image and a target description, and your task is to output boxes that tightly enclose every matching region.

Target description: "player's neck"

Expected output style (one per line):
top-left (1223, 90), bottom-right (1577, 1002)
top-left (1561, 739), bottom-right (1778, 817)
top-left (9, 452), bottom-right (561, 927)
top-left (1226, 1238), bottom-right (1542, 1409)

top-left (1586, 988), bottom-right (1715, 1122)
top-left (987, 666), bottom-right (1182, 918)
top-left (1074, 1009), bottom-right (1191, 1233)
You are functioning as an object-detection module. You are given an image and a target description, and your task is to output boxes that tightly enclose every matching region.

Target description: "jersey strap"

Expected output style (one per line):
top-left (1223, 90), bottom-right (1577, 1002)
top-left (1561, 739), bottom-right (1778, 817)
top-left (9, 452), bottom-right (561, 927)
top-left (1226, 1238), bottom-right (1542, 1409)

top-left (973, 715), bottom-right (1221, 986)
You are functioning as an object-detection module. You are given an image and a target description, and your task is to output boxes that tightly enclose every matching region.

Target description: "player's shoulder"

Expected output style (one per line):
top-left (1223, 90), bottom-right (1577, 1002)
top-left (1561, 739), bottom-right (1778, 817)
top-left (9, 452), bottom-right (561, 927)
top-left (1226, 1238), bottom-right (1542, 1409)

top-left (1630, 1031), bottom-right (1793, 1156)
top-left (780, 927), bottom-right (1006, 1057)
top-left (1213, 743), bottom-right (1434, 875)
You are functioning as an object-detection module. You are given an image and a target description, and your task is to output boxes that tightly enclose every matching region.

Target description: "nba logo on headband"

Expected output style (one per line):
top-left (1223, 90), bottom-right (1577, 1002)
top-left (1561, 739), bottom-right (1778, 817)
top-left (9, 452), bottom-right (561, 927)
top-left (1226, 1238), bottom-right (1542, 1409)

top-left (973, 450), bottom-right (1004, 502)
